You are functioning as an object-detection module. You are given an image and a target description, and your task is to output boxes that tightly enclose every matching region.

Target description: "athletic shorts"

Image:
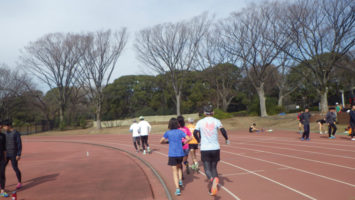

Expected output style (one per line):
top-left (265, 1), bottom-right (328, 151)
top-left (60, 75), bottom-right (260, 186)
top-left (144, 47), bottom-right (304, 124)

top-left (183, 149), bottom-right (190, 156)
top-left (168, 156), bottom-right (183, 166)
top-left (132, 136), bottom-right (141, 143)
top-left (201, 150), bottom-right (220, 162)
top-left (189, 144), bottom-right (198, 150)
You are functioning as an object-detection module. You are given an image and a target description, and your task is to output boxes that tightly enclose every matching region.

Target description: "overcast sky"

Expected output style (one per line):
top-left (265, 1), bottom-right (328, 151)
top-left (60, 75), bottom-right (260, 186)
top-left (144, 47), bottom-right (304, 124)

top-left (0, 0), bottom-right (257, 87)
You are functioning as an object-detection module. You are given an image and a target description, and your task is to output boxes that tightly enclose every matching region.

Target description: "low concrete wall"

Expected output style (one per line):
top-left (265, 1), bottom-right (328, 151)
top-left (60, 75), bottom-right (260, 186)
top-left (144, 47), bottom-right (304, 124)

top-left (93, 113), bottom-right (200, 128)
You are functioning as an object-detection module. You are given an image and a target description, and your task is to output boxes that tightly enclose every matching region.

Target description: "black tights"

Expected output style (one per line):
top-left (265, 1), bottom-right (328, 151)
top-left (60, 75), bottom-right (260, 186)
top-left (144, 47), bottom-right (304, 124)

top-left (0, 161), bottom-right (5, 189)
top-left (203, 161), bottom-right (218, 180)
top-left (328, 123), bottom-right (337, 137)
top-left (141, 136), bottom-right (149, 150)
top-left (5, 157), bottom-right (21, 183)
top-left (133, 137), bottom-right (141, 150)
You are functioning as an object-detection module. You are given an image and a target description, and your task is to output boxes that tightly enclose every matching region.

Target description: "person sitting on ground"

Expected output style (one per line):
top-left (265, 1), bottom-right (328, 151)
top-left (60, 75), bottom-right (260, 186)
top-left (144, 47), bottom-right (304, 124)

top-left (249, 123), bottom-right (264, 133)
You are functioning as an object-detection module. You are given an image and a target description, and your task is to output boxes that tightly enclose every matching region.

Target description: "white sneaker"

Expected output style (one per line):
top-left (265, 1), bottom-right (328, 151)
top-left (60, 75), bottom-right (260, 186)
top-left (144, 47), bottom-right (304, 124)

top-left (143, 150), bottom-right (146, 155)
top-left (351, 138), bottom-right (355, 141)
top-left (147, 147), bottom-right (151, 153)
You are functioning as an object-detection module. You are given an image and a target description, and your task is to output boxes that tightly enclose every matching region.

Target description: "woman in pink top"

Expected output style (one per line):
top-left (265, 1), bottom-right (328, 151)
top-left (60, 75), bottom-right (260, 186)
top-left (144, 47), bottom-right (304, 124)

top-left (177, 115), bottom-right (192, 175)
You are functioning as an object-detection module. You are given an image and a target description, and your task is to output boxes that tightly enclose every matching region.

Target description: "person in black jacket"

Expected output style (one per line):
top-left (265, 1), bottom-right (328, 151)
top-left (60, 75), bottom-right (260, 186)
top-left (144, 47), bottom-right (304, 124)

top-left (350, 104), bottom-right (355, 141)
top-left (300, 108), bottom-right (312, 141)
top-left (2, 120), bottom-right (22, 190)
top-left (326, 107), bottom-right (337, 139)
top-left (0, 121), bottom-right (8, 197)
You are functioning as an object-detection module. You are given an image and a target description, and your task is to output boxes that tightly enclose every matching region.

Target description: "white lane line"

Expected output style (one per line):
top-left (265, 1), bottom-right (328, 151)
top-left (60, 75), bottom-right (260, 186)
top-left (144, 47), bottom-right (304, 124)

top-left (221, 145), bottom-right (355, 170)
top-left (233, 142), bottom-right (355, 160)
top-left (153, 151), bottom-right (242, 200)
top-left (235, 136), bottom-right (355, 149)
top-left (219, 160), bottom-right (317, 200)
top-left (222, 170), bottom-right (265, 176)
top-left (146, 143), bottom-right (316, 200)
top-left (222, 150), bottom-right (355, 188)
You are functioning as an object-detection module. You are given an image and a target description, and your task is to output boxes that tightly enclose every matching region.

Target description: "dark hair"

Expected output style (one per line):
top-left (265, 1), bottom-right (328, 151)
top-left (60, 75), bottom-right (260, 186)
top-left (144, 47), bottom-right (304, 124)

top-left (204, 104), bottom-right (213, 114)
top-left (2, 119), bottom-right (12, 127)
top-left (177, 115), bottom-right (185, 127)
top-left (253, 123), bottom-right (256, 126)
top-left (168, 118), bottom-right (180, 130)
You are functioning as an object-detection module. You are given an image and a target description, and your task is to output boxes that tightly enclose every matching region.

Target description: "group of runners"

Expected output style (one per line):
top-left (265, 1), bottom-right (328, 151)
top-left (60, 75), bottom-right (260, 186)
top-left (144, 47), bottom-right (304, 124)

top-left (130, 105), bottom-right (230, 196)
top-left (298, 104), bottom-right (355, 141)
top-left (0, 120), bottom-right (23, 197)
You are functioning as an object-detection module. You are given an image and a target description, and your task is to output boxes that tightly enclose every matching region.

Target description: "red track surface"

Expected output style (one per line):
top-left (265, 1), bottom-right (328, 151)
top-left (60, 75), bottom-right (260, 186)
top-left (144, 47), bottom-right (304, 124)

top-left (18, 130), bottom-right (355, 200)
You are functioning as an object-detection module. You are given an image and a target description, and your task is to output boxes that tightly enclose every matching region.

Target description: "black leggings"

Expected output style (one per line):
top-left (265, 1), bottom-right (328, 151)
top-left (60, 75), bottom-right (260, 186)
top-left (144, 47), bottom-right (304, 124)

top-left (0, 161), bottom-right (5, 189)
top-left (141, 136), bottom-right (149, 150)
top-left (203, 161), bottom-right (218, 180)
top-left (5, 157), bottom-right (21, 183)
top-left (133, 137), bottom-right (141, 150)
top-left (328, 123), bottom-right (337, 137)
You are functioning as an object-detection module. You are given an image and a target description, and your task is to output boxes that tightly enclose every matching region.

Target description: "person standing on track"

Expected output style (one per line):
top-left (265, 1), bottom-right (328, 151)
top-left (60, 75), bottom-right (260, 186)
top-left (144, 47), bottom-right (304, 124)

top-left (300, 108), bottom-right (311, 141)
top-left (350, 104), bottom-right (355, 141)
top-left (3, 120), bottom-right (22, 190)
top-left (138, 116), bottom-right (151, 155)
top-left (186, 118), bottom-right (199, 172)
top-left (160, 118), bottom-right (191, 196)
top-left (0, 121), bottom-right (8, 197)
top-left (326, 107), bottom-right (337, 139)
top-left (130, 119), bottom-right (141, 153)
top-left (193, 105), bottom-right (230, 196)
top-left (177, 116), bottom-right (192, 175)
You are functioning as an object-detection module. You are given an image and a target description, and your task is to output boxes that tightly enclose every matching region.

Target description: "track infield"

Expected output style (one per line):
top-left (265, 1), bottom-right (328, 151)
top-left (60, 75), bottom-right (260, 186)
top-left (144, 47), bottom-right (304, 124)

top-left (14, 130), bottom-right (355, 200)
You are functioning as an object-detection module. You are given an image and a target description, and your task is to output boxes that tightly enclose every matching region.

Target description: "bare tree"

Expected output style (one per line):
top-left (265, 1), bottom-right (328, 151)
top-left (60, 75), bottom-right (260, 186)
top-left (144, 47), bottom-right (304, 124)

top-left (222, 3), bottom-right (286, 117)
top-left (281, 0), bottom-right (355, 113)
top-left (21, 33), bottom-right (85, 128)
top-left (0, 64), bottom-right (32, 119)
top-left (81, 29), bottom-right (128, 129)
top-left (135, 13), bottom-right (210, 115)
top-left (198, 26), bottom-right (241, 110)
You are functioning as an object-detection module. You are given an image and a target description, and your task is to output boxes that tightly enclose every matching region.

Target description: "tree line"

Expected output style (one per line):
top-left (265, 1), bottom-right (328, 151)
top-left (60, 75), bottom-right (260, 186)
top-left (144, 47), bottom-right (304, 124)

top-left (0, 0), bottom-right (354, 130)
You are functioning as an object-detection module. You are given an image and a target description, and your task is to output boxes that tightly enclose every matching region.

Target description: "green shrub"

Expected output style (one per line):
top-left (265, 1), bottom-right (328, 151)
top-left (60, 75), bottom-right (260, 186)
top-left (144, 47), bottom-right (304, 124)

top-left (80, 117), bottom-right (87, 129)
top-left (59, 120), bottom-right (66, 131)
top-left (213, 109), bottom-right (234, 119)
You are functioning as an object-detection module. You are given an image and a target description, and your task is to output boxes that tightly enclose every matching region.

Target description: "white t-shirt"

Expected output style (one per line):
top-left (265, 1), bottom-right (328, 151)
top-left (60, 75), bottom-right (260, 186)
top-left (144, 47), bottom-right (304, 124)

top-left (129, 123), bottom-right (140, 137)
top-left (195, 116), bottom-right (222, 151)
top-left (138, 120), bottom-right (151, 136)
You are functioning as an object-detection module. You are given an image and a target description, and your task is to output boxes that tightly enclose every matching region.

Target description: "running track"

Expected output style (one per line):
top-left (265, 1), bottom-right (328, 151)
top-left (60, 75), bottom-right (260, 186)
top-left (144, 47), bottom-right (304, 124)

top-left (24, 130), bottom-right (355, 200)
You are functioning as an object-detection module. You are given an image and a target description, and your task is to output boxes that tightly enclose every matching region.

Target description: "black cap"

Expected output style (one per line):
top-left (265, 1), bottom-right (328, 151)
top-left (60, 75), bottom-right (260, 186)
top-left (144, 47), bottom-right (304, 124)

top-left (204, 104), bottom-right (213, 114)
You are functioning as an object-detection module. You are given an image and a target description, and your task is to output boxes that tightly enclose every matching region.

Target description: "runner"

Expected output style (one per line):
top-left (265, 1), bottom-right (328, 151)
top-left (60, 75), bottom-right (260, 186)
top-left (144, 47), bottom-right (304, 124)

top-left (160, 118), bottom-right (191, 196)
top-left (0, 121), bottom-right (8, 197)
top-left (186, 118), bottom-right (199, 172)
top-left (297, 111), bottom-right (304, 134)
top-left (326, 107), bottom-right (337, 139)
top-left (3, 120), bottom-right (22, 190)
top-left (138, 116), bottom-right (151, 155)
top-left (129, 119), bottom-right (141, 153)
top-left (177, 116), bottom-right (192, 175)
top-left (350, 104), bottom-right (355, 141)
top-left (300, 108), bottom-right (311, 141)
top-left (193, 105), bottom-right (230, 196)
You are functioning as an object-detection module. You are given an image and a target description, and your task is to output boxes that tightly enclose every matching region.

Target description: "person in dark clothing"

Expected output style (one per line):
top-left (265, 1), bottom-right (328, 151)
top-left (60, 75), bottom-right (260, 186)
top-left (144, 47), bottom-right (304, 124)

top-left (300, 108), bottom-right (312, 141)
top-left (0, 121), bottom-right (8, 197)
top-left (326, 107), bottom-right (337, 139)
top-left (2, 120), bottom-right (22, 190)
top-left (350, 104), bottom-right (355, 141)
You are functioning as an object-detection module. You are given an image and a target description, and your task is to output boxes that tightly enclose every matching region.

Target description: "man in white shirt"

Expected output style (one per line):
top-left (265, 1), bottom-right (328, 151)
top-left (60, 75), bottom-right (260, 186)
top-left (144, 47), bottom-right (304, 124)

top-left (138, 116), bottom-right (152, 154)
top-left (129, 119), bottom-right (141, 153)
top-left (193, 105), bottom-right (229, 196)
